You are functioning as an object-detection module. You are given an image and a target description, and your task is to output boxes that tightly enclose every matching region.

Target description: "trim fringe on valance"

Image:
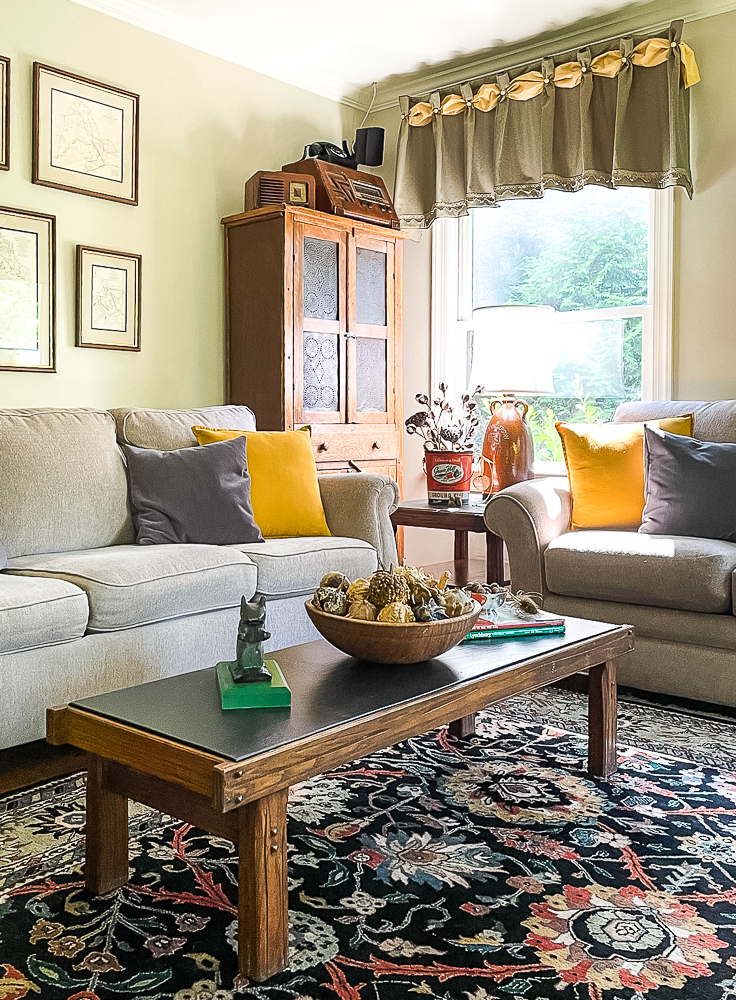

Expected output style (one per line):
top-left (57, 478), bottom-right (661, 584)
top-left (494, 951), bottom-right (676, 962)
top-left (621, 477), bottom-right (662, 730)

top-left (394, 19), bottom-right (700, 228)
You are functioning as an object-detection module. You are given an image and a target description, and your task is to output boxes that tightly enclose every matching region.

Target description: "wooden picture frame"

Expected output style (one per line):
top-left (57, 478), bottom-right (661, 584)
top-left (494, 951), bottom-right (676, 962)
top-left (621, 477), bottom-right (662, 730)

top-left (76, 246), bottom-right (141, 351)
top-left (0, 56), bottom-right (9, 170)
top-left (0, 206), bottom-right (55, 372)
top-left (33, 63), bottom-right (139, 205)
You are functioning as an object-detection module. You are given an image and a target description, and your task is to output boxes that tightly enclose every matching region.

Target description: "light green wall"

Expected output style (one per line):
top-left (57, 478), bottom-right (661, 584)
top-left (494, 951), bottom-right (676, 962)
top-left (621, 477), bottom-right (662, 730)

top-left (1, 0), bottom-right (348, 408)
top-left (674, 8), bottom-right (736, 399)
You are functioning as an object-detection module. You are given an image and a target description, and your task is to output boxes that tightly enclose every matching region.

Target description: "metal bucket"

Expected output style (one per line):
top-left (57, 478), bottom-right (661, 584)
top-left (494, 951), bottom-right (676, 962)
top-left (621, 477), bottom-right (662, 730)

top-left (424, 450), bottom-right (473, 506)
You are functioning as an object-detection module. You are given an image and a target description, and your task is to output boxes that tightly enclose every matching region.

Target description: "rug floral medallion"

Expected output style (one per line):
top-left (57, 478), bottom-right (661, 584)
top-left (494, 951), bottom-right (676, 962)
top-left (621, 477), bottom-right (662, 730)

top-left (2, 707), bottom-right (736, 1000)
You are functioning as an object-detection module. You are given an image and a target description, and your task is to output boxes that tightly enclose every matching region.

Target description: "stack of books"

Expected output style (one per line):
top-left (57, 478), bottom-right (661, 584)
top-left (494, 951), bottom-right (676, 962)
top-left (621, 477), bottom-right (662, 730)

top-left (463, 604), bottom-right (565, 642)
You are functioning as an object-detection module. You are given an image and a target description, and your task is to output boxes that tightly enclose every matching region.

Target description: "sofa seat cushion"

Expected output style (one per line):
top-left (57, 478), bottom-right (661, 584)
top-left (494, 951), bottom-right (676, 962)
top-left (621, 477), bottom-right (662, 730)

top-left (7, 545), bottom-right (257, 632)
top-left (0, 574), bottom-right (89, 653)
top-left (232, 536), bottom-right (378, 599)
top-left (545, 530), bottom-right (736, 613)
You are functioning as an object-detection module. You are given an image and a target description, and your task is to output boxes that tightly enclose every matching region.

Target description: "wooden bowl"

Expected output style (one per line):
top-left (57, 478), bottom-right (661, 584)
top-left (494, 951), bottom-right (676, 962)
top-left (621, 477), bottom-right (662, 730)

top-left (305, 599), bottom-right (483, 664)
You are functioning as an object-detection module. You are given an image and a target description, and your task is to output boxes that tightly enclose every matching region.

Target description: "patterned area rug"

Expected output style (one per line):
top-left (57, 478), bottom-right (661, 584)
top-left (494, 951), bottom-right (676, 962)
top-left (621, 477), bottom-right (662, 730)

top-left (486, 686), bottom-right (736, 770)
top-left (3, 696), bottom-right (736, 999)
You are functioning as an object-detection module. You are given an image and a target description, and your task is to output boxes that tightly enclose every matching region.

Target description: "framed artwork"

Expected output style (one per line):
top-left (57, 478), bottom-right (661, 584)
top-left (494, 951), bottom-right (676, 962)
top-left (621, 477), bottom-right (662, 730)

top-left (0, 206), bottom-right (55, 372)
top-left (76, 245), bottom-right (141, 350)
top-left (0, 56), bottom-right (9, 171)
top-left (33, 63), bottom-right (139, 205)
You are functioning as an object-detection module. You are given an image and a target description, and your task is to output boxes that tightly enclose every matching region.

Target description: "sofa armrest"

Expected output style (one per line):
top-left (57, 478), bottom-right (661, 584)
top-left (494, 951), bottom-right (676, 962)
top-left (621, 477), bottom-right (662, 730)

top-left (319, 473), bottom-right (400, 570)
top-left (483, 477), bottom-right (571, 595)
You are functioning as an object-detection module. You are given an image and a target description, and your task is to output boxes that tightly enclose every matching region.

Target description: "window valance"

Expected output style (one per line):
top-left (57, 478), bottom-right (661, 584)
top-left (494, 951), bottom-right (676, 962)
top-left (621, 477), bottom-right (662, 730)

top-left (394, 19), bottom-right (700, 229)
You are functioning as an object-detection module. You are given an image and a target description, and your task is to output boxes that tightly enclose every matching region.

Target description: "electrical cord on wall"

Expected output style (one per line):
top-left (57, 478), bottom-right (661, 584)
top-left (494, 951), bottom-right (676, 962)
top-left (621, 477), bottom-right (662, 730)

top-left (359, 82), bottom-right (377, 128)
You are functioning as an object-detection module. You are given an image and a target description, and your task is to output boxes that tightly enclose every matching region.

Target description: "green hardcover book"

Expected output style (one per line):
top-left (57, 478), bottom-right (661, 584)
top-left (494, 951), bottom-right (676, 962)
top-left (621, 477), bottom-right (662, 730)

top-left (462, 625), bottom-right (566, 641)
top-left (216, 659), bottom-right (291, 710)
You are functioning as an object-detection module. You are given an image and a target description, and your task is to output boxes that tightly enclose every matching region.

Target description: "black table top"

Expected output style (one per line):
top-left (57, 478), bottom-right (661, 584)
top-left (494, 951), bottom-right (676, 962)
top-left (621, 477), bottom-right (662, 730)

top-left (71, 617), bottom-right (620, 762)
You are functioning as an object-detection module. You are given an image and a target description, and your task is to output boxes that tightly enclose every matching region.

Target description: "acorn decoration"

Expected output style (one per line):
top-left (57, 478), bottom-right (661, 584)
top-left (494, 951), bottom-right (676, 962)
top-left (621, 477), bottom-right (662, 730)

top-left (312, 565), bottom-right (474, 623)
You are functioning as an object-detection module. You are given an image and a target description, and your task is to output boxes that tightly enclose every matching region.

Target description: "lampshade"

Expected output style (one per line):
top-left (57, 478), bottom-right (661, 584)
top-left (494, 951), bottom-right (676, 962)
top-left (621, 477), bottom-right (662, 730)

top-left (470, 305), bottom-right (556, 396)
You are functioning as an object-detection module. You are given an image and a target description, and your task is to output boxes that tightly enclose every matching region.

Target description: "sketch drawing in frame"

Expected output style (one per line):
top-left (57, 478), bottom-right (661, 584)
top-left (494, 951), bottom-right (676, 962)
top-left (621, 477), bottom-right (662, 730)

top-left (76, 246), bottom-right (141, 351)
top-left (0, 206), bottom-right (56, 372)
top-left (0, 56), bottom-right (9, 170)
top-left (33, 63), bottom-right (139, 204)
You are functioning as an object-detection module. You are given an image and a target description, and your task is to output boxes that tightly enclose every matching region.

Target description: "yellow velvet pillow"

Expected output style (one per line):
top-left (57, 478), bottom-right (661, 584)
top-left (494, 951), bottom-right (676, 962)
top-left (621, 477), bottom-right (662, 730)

top-left (191, 425), bottom-right (331, 538)
top-left (556, 415), bottom-right (694, 531)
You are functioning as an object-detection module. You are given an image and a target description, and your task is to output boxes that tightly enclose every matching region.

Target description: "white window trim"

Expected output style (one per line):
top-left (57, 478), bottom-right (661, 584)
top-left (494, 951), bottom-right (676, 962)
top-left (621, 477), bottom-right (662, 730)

top-left (431, 187), bottom-right (674, 403)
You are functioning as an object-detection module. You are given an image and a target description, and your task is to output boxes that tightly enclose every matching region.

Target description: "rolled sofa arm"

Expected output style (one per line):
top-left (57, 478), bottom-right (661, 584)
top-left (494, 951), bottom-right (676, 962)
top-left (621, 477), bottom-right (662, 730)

top-left (319, 473), bottom-right (400, 570)
top-left (483, 477), bottom-right (571, 595)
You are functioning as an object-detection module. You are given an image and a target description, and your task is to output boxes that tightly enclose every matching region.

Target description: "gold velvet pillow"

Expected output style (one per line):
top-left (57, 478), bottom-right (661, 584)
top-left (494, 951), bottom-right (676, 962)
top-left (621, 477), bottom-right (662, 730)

top-left (556, 415), bottom-right (694, 530)
top-left (191, 426), bottom-right (331, 538)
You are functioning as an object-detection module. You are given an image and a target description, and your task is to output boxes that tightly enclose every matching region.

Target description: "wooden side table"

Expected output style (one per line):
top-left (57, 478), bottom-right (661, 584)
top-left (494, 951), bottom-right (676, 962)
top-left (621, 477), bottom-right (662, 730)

top-left (390, 497), bottom-right (507, 586)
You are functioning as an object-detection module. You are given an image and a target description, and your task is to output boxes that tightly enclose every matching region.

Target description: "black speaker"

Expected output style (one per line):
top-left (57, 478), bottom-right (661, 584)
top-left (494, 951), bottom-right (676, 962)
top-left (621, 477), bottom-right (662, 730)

top-left (353, 127), bottom-right (384, 167)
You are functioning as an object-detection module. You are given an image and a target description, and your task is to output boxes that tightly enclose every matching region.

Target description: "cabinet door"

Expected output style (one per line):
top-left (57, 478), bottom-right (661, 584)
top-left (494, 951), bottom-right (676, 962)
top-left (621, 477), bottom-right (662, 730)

top-left (347, 231), bottom-right (395, 425)
top-left (294, 221), bottom-right (348, 425)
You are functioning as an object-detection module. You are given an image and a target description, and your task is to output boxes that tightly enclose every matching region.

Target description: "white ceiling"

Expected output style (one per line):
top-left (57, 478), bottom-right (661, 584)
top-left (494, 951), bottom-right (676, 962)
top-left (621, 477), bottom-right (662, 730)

top-left (71, 0), bottom-right (643, 105)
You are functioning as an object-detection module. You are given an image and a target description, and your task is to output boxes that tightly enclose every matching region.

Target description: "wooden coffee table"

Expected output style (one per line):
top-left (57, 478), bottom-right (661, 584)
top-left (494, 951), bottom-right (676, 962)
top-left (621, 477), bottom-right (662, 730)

top-left (47, 617), bottom-right (632, 985)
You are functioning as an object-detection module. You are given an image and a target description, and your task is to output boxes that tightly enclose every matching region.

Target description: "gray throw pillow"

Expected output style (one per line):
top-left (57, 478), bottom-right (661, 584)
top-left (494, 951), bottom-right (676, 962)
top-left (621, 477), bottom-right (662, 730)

top-left (640, 425), bottom-right (736, 541)
top-left (0, 542), bottom-right (6, 569)
top-left (123, 437), bottom-right (263, 545)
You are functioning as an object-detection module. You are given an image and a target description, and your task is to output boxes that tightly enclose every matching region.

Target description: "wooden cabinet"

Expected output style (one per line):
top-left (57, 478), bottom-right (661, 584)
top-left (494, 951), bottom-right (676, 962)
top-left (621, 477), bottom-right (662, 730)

top-left (223, 206), bottom-right (404, 490)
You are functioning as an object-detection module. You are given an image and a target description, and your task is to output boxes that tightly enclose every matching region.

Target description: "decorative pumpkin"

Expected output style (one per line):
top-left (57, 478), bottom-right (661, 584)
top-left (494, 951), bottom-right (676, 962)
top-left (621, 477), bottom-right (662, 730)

top-left (367, 570), bottom-right (410, 609)
top-left (346, 578), bottom-right (370, 603)
top-left (377, 601), bottom-right (415, 623)
top-left (346, 600), bottom-right (378, 621)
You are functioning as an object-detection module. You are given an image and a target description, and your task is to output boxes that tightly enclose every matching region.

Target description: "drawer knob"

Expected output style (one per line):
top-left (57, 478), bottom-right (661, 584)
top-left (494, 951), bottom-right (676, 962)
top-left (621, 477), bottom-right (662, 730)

top-left (372, 440), bottom-right (381, 450)
top-left (318, 441), bottom-right (330, 452)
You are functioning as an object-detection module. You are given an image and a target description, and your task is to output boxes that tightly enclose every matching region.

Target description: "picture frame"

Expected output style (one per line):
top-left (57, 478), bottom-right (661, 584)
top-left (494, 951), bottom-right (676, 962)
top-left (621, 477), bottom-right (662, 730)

top-left (76, 245), bottom-right (141, 351)
top-left (0, 56), bottom-right (9, 170)
top-left (33, 63), bottom-right (139, 205)
top-left (0, 206), bottom-right (55, 372)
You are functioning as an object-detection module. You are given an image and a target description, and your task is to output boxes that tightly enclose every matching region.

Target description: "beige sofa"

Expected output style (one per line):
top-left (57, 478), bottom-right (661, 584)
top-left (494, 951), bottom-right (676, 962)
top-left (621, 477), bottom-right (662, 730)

top-left (0, 405), bottom-right (399, 750)
top-left (484, 400), bottom-right (736, 707)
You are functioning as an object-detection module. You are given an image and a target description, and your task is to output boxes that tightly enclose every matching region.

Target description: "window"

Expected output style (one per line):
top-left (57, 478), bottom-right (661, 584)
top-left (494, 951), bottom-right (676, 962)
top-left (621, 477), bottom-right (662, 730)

top-left (432, 186), bottom-right (673, 465)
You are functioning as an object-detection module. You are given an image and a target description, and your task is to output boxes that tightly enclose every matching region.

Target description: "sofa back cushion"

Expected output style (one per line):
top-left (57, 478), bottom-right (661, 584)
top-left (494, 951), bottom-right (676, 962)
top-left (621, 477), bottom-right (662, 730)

top-left (0, 408), bottom-right (133, 557)
top-left (111, 405), bottom-right (256, 451)
top-left (615, 399), bottom-right (736, 444)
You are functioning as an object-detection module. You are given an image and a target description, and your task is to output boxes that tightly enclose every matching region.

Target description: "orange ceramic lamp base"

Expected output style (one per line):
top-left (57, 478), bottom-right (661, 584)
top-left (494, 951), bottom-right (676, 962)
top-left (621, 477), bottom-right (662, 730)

top-left (482, 394), bottom-right (535, 494)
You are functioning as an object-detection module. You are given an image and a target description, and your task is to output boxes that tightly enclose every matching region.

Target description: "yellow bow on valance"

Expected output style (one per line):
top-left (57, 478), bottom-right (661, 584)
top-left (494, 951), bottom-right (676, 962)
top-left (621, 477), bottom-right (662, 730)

top-left (406, 34), bottom-right (699, 126)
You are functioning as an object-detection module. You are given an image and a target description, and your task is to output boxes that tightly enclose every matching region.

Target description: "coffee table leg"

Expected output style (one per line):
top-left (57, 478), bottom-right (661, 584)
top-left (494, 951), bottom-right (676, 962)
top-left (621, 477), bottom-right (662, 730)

top-left (448, 714), bottom-right (476, 739)
top-left (237, 788), bottom-right (288, 983)
top-left (85, 755), bottom-right (129, 894)
top-left (587, 660), bottom-right (618, 777)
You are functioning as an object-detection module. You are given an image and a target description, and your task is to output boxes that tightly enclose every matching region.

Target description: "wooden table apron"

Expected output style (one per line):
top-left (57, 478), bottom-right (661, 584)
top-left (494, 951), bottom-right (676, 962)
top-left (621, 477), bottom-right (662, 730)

top-left (47, 625), bottom-right (632, 983)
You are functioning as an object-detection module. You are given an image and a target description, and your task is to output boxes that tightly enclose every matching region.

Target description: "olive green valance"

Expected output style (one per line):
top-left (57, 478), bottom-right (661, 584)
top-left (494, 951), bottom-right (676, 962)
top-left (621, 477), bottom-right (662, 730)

top-left (394, 19), bottom-right (700, 229)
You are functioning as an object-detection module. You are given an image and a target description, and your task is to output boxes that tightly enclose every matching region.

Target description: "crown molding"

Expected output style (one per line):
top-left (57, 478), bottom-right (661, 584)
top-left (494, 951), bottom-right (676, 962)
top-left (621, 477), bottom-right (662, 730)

top-left (68, 0), bottom-right (365, 110)
top-left (361, 0), bottom-right (736, 112)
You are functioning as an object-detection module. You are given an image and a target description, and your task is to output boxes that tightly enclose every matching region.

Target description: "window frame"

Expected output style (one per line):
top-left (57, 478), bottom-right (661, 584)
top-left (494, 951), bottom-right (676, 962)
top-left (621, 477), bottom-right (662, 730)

top-left (430, 187), bottom-right (674, 409)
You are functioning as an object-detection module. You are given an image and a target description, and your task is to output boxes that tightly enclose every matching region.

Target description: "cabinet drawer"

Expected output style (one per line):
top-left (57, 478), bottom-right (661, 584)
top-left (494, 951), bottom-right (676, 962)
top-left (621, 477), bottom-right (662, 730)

top-left (306, 428), bottom-right (400, 462)
top-left (317, 458), bottom-right (398, 481)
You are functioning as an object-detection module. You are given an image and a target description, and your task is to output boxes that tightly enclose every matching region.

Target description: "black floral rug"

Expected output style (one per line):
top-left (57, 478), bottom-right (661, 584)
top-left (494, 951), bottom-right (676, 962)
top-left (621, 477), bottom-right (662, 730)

top-left (2, 705), bottom-right (736, 999)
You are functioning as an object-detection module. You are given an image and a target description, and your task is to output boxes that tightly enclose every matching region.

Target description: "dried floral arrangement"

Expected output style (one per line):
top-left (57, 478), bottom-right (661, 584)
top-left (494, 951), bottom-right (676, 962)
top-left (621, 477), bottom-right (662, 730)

top-left (405, 383), bottom-right (480, 451)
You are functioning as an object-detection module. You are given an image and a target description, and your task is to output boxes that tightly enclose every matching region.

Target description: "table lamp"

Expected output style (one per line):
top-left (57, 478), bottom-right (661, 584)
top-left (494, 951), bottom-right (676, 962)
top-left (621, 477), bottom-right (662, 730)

top-left (470, 305), bottom-right (555, 494)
